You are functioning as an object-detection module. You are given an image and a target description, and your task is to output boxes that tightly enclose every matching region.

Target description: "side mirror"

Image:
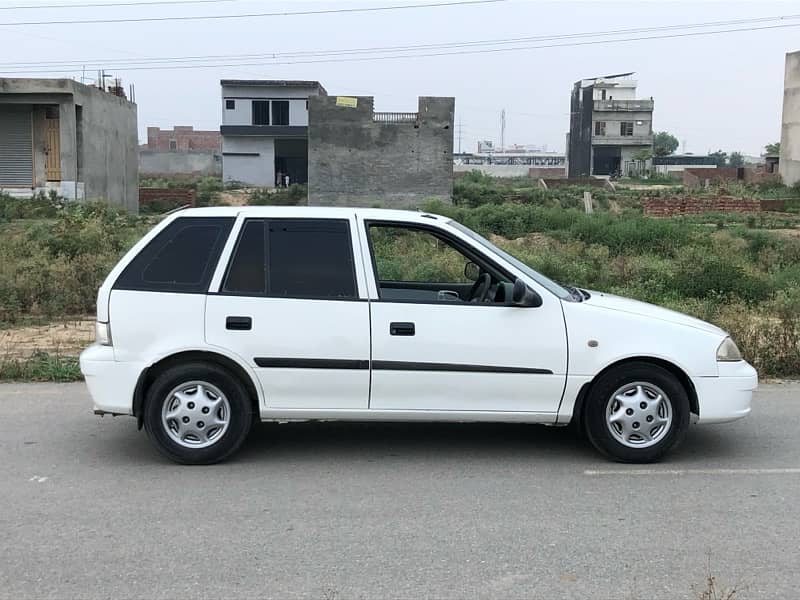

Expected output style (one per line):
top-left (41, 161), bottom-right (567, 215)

top-left (464, 261), bottom-right (480, 282)
top-left (512, 278), bottom-right (542, 307)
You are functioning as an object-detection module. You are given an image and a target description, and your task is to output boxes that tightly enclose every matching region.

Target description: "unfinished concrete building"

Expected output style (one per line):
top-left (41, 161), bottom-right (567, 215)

top-left (308, 96), bottom-right (454, 207)
top-left (0, 78), bottom-right (138, 210)
top-left (781, 50), bottom-right (800, 187)
top-left (567, 73), bottom-right (654, 177)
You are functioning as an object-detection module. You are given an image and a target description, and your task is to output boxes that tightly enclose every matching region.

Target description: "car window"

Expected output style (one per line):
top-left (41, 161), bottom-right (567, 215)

top-left (448, 220), bottom-right (573, 301)
top-left (368, 225), bottom-right (472, 284)
top-left (223, 220), bottom-right (266, 295)
top-left (268, 219), bottom-right (357, 299)
top-left (114, 217), bottom-right (234, 293)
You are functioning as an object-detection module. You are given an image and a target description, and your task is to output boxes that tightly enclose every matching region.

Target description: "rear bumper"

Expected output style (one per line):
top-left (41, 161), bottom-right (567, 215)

top-left (692, 361), bottom-right (758, 424)
top-left (79, 344), bottom-right (142, 415)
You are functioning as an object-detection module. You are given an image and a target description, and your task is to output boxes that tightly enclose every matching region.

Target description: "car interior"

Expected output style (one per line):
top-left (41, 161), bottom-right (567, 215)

top-left (367, 223), bottom-right (514, 304)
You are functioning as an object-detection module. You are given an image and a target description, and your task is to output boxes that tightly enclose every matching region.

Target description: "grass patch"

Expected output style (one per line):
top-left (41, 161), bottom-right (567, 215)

top-left (0, 351), bottom-right (82, 382)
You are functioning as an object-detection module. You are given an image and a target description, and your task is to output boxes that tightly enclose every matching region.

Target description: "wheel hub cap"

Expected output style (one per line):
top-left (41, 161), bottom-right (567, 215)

top-left (606, 382), bottom-right (672, 449)
top-left (161, 381), bottom-right (230, 449)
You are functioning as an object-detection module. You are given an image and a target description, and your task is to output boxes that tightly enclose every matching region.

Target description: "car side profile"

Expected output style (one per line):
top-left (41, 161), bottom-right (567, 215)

top-left (80, 207), bottom-right (757, 464)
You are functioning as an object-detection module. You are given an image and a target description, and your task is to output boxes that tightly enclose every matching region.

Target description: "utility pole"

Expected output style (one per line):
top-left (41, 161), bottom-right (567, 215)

top-left (500, 109), bottom-right (506, 152)
top-left (457, 116), bottom-right (462, 154)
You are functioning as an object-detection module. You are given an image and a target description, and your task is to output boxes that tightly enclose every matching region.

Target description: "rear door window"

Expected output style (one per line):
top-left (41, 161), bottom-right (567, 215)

top-left (114, 217), bottom-right (234, 293)
top-left (221, 218), bottom-right (357, 299)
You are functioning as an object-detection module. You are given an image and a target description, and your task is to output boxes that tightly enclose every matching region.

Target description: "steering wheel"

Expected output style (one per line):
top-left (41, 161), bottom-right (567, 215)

top-left (468, 273), bottom-right (492, 303)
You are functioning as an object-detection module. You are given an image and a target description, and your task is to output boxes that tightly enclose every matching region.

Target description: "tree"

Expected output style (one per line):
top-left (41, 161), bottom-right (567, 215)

top-left (709, 150), bottom-right (728, 167)
top-left (765, 142), bottom-right (780, 155)
top-left (729, 151), bottom-right (744, 168)
top-left (632, 148), bottom-right (653, 161)
top-left (653, 131), bottom-right (679, 157)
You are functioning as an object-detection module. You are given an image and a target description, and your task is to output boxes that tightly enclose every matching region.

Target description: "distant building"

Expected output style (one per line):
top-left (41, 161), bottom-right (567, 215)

top-left (146, 126), bottom-right (219, 151)
top-left (220, 79), bottom-right (326, 187)
top-left (780, 50), bottom-right (800, 186)
top-left (651, 154), bottom-right (717, 176)
top-left (0, 77), bottom-right (138, 210)
top-left (308, 95), bottom-right (454, 207)
top-left (140, 125), bottom-right (221, 178)
top-left (567, 72), bottom-right (654, 177)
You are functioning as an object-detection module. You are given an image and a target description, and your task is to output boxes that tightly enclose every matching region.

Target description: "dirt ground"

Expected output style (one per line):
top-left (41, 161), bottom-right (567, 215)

top-left (0, 319), bottom-right (94, 359)
top-left (217, 189), bottom-right (251, 206)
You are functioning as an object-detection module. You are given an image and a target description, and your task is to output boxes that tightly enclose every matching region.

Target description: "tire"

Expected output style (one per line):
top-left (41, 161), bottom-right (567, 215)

top-left (583, 362), bottom-right (689, 463)
top-left (143, 362), bottom-right (254, 465)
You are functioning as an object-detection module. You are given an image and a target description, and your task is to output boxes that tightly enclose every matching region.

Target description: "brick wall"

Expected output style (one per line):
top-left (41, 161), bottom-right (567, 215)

top-left (146, 126), bottom-right (220, 151)
top-left (139, 188), bottom-right (196, 207)
top-left (683, 167), bottom-right (782, 187)
top-left (643, 196), bottom-right (785, 216)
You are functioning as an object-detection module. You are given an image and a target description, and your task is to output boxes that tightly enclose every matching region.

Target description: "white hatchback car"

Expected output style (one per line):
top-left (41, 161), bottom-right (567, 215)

top-left (80, 207), bottom-right (757, 464)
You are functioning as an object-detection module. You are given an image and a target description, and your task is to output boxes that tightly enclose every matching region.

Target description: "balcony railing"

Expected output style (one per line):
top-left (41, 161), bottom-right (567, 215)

top-left (593, 99), bottom-right (654, 112)
top-left (592, 134), bottom-right (653, 145)
top-left (373, 112), bottom-right (418, 123)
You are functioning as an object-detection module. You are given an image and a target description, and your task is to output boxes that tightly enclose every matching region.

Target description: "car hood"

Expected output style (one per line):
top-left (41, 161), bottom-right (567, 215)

top-left (580, 290), bottom-right (727, 336)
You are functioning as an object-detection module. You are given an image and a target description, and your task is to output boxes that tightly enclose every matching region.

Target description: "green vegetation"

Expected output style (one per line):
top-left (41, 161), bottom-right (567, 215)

top-left (765, 141), bottom-right (780, 155)
top-left (0, 192), bottom-right (149, 325)
top-left (653, 131), bottom-right (679, 157)
top-left (4, 181), bottom-right (800, 377)
top-left (422, 199), bottom-right (800, 376)
top-left (0, 351), bottom-right (82, 382)
top-left (248, 184), bottom-right (308, 206)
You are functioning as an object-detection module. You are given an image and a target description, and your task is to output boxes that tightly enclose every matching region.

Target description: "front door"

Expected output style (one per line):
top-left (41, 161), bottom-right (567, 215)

top-left (206, 216), bottom-right (370, 410)
top-left (363, 221), bottom-right (568, 414)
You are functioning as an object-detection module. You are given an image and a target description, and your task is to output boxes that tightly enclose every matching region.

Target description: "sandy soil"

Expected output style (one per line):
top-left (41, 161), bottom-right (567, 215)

top-left (0, 319), bottom-right (94, 359)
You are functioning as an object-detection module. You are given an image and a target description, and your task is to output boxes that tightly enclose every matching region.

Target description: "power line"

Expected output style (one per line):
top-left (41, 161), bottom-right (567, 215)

top-left (0, 0), bottom-right (241, 10)
top-left (2, 13), bottom-right (796, 68)
top-left (0, 0), bottom-right (506, 26)
top-left (2, 20), bottom-right (798, 75)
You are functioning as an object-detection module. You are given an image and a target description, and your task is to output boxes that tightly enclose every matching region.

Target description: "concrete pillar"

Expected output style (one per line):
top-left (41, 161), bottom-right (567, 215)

top-left (780, 50), bottom-right (800, 187)
top-left (58, 98), bottom-right (78, 183)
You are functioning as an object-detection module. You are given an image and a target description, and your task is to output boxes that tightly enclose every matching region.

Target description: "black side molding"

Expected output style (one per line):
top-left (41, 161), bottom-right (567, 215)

top-left (255, 358), bottom-right (369, 370)
top-left (372, 361), bottom-right (552, 374)
top-left (253, 357), bottom-right (552, 374)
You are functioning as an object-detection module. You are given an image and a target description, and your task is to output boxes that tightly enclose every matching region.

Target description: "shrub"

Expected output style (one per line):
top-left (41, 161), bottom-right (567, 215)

top-left (248, 184), bottom-right (307, 206)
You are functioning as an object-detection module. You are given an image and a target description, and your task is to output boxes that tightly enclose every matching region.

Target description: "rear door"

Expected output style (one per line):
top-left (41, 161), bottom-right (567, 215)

top-left (205, 215), bottom-right (371, 410)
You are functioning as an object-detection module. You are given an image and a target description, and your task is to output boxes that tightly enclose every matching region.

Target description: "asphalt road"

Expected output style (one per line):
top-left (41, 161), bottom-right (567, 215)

top-left (1, 382), bottom-right (799, 600)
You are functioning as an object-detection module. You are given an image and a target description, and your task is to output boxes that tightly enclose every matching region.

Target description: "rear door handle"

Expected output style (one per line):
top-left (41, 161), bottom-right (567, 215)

top-left (226, 316), bottom-right (252, 331)
top-left (390, 322), bottom-right (415, 336)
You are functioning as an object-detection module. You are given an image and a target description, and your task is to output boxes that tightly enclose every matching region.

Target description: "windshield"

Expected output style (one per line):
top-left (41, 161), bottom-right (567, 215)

top-left (448, 220), bottom-right (574, 301)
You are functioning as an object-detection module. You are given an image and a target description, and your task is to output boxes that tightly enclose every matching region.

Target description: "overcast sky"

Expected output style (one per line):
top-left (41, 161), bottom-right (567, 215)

top-left (0, 0), bottom-right (796, 155)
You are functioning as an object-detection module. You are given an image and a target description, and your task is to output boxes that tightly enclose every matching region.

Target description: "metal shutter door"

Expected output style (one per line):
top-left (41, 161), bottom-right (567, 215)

top-left (0, 106), bottom-right (33, 187)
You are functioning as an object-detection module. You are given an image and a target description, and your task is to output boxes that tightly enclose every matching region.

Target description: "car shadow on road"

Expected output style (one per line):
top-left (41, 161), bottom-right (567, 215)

top-left (87, 417), bottom-right (754, 467)
top-left (235, 421), bottom-right (596, 464)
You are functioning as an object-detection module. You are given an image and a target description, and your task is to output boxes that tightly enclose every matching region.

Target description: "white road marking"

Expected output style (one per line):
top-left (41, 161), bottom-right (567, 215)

top-left (584, 468), bottom-right (800, 476)
top-left (28, 475), bottom-right (48, 483)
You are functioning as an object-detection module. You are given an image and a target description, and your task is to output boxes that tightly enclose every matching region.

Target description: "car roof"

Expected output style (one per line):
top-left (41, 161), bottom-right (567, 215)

top-left (174, 205), bottom-right (449, 223)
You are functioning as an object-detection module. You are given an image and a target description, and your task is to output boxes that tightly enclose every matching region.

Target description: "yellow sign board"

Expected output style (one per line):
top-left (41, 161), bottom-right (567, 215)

top-left (335, 96), bottom-right (358, 108)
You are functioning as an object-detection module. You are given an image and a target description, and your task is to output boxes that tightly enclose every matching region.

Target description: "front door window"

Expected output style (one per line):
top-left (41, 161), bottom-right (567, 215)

top-left (367, 224), bottom-right (512, 304)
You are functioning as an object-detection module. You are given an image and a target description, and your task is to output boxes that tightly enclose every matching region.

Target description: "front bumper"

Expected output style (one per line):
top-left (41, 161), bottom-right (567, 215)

top-left (692, 360), bottom-right (758, 424)
top-left (79, 344), bottom-right (142, 415)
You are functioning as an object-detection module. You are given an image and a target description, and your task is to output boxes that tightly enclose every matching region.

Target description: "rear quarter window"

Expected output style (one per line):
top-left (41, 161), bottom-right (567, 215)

top-left (114, 217), bottom-right (234, 293)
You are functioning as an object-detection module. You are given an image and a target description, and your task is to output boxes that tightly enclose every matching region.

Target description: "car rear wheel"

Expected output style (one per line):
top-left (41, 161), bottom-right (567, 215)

top-left (584, 362), bottom-right (690, 463)
top-left (143, 362), bottom-right (253, 464)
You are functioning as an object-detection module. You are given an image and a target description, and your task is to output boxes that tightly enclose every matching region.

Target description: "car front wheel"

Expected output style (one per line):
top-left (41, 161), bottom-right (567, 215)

top-left (584, 362), bottom-right (690, 463)
top-left (143, 362), bottom-right (253, 465)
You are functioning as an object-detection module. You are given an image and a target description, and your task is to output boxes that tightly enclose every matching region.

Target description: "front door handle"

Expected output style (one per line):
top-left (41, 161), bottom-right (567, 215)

top-left (226, 316), bottom-right (252, 331)
top-left (390, 322), bottom-right (415, 336)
